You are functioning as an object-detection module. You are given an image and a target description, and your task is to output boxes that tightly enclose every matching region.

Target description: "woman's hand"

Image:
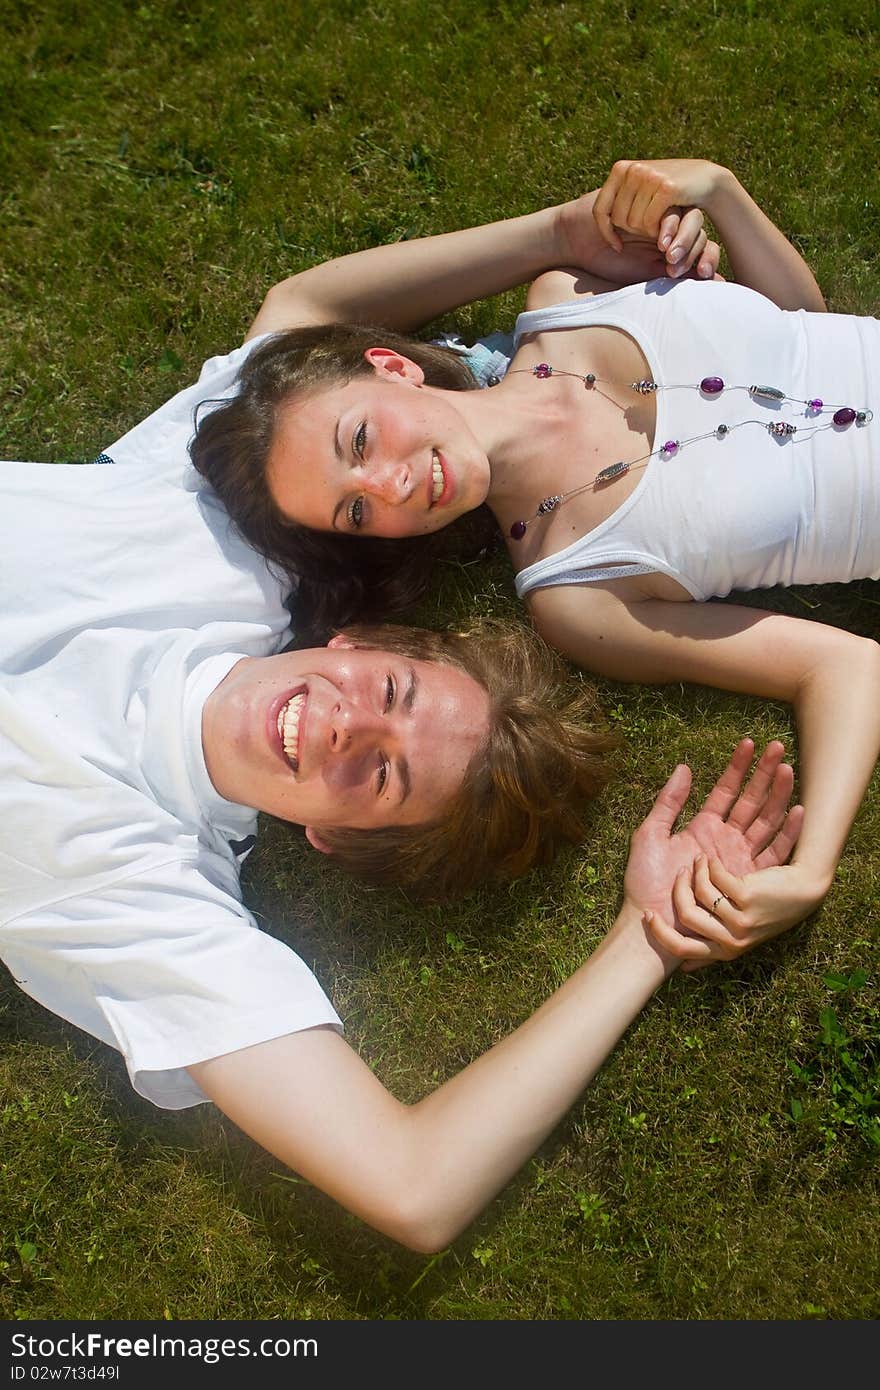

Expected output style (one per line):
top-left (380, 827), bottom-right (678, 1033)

top-left (592, 158), bottom-right (728, 260)
top-left (623, 738), bottom-right (808, 966)
top-left (555, 185), bottom-right (721, 282)
top-left (647, 856), bottom-right (830, 972)
top-left (590, 157), bottom-right (826, 310)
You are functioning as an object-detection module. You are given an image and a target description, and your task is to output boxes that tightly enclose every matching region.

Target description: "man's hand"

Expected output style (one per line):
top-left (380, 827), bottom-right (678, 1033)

top-left (624, 739), bottom-right (809, 971)
top-left (555, 186), bottom-right (721, 283)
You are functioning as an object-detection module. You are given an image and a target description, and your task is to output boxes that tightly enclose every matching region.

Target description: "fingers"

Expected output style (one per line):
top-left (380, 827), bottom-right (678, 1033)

top-left (752, 804), bottom-right (805, 869)
top-left (665, 207), bottom-right (706, 277)
top-left (741, 761), bottom-right (795, 852)
top-left (695, 238), bottom-right (721, 281)
top-left (725, 741), bottom-right (788, 835)
top-left (592, 169), bottom-right (626, 252)
top-left (638, 762), bottom-right (693, 836)
top-left (658, 209), bottom-right (681, 254)
top-left (643, 865), bottom-right (754, 968)
top-left (698, 738), bottom-right (757, 820)
top-left (643, 902), bottom-right (717, 964)
top-left (692, 854), bottom-right (743, 917)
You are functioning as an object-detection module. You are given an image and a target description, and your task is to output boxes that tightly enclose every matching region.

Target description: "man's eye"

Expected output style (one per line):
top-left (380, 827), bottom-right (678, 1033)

top-left (384, 674), bottom-right (395, 711)
top-left (376, 757), bottom-right (388, 795)
top-left (347, 496), bottom-right (365, 530)
top-left (354, 422), bottom-right (367, 458)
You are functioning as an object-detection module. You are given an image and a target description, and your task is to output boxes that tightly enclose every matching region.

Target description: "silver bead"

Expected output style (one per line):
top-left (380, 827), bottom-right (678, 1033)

top-left (595, 461), bottom-right (630, 483)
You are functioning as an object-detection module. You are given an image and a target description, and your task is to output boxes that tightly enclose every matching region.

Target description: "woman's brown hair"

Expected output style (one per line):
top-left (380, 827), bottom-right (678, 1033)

top-left (190, 324), bottom-right (497, 637)
top-left (305, 619), bottom-right (620, 900)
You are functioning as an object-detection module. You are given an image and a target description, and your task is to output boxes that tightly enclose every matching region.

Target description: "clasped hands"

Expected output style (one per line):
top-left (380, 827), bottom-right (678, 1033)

top-left (557, 157), bottom-right (725, 286)
top-left (623, 738), bottom-right (822, 972)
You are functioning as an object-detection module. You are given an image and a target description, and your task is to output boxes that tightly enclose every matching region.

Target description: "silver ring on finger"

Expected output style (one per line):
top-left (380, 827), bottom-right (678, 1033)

top-left (711, 894), bottom-right (728, 916)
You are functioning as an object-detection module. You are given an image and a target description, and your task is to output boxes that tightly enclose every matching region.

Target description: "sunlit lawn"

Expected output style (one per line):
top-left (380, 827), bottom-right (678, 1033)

top-left (1, 0), bottom-right (878, 1320)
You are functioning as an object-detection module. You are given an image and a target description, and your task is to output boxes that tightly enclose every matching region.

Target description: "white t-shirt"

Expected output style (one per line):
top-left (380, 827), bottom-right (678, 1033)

top-left (1, 338), bottom-right (341, 1109)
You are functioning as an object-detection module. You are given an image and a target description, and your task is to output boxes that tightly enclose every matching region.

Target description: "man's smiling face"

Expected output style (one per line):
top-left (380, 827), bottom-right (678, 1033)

top-left (201, 637), bottom-right (491, 836)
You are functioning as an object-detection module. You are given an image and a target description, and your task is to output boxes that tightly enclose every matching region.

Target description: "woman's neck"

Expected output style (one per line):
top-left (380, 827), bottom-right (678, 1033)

top-left (441, 377), bottom-right (573, 516)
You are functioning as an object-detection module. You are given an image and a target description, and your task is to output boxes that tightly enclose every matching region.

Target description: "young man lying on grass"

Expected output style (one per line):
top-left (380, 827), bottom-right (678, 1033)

top-left (1, 467), bottom-right (803, 1247)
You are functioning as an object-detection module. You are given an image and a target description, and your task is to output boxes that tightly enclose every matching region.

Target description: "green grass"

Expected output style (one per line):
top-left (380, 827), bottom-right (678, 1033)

top-left (1, 0), bottom-right (878, 1321)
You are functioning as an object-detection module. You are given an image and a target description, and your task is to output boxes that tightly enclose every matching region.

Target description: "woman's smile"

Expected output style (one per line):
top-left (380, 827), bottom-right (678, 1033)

top-left (265, 362), bottom-right (490, 539)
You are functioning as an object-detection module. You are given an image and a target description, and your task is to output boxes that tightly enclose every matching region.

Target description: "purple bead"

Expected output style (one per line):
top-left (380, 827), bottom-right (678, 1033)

top-left (833, 407), bottom-right (856, 426)
top-left (700, 376), bottom-right (724, 395)
top-left (662, 440), bottom-right (679, 455)
top-left (510, 520), bottom-right (527, 540)
top-left (808, 398), bottom-right (823, 411)
top-left (533, 363), bottom-right (552, 379)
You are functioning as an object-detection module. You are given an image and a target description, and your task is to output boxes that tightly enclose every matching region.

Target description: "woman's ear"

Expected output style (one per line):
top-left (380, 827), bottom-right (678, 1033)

top-left (326, 633), bottom-right (354, 650)
top-left (304, 826), bottom-right (334, 855)
top-left (363, 346), bottom-right (425, 385)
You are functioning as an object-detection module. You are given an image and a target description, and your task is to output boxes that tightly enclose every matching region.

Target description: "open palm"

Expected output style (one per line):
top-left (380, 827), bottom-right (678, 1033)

top-left (623, 740), bottom-right (805, 965)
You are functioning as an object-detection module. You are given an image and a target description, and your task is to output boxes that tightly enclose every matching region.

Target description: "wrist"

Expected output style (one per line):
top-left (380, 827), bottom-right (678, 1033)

top-left (614, 900), bottom-right (681, 981)
top-left (789, 856), bottom-right (835, 900)
top-left (552, 191), bottom-right (602, 268)
top-left (701, 165), bottom-right (743, 222)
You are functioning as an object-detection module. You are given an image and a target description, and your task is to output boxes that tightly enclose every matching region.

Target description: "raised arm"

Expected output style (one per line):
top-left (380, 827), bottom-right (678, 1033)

top-left (188, 743), bottom-right (799, 1252)
top-left (245, 188), bottom-right (717, 341)
top-left (592, 158), bottom-right (826, 311)
top-left (531, 585), bottom-right (880, 938)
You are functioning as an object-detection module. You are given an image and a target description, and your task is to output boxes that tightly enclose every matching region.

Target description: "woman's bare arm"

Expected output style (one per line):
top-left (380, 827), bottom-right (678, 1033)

top-left (592, 159), bottom-right (826, 311)
top-left (531, 584), bottom-right (880, 929)
top-left (245, 190), bottom-right (718, 341)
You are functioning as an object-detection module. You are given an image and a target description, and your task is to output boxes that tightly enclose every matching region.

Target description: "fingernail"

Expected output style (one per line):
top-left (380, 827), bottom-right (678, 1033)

top-left (659, 233), bottom-right (671, 249)
top-left (642, 911), bottom-right (652, 926)
top-left (667, 245), bottom-right (684, 262)
top-left (698, 262), bottom-right (712, 278)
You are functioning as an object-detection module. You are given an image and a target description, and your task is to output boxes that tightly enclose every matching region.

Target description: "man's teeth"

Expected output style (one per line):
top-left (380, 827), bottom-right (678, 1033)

top-left (277, 692), bottom-right (305, 766)
top-left (431, 451), bottom-right (444, 503)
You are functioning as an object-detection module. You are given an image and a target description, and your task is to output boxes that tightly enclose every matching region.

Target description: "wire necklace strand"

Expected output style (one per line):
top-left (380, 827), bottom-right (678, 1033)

top-left (499, 362), bottom-right (872, 540)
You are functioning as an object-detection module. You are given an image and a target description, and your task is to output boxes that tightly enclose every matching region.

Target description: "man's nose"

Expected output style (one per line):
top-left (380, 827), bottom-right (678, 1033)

top-left (328, 700), bottom-right (383, 752)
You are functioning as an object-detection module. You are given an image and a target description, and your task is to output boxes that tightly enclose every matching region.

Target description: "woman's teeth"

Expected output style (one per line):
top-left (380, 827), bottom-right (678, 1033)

top-left (431, 451), bottom-right (444, 503)
top-left (277, 692), bottom-right (305, 768)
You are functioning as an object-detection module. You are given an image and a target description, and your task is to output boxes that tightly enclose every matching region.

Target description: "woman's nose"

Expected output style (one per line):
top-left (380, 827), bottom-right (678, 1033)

top-left (368, 458), bottom-right (413, 505)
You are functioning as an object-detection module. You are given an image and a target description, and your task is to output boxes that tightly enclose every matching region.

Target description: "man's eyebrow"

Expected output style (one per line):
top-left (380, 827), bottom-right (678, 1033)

top-left (397, 755), bottom-right (412, 806)
top-left (396, 669), bottom-right (417, 804)
top-left (403, 666), bottom-right (418, 713)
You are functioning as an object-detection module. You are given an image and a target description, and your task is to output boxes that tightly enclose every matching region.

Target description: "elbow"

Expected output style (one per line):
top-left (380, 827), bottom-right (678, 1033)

top-left (849, 633), bottom-right (880, 681)
top-left (378, 1194), bottom-right (466, 1255)
top-left (798, 631), bottom-right (880, 699)
top-left (366, 1167), bottom-right (471, 1253)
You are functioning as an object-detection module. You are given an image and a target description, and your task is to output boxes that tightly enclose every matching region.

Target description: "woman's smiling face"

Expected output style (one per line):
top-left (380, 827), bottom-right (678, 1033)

top-left (264, 349), bottom-right (492, 538)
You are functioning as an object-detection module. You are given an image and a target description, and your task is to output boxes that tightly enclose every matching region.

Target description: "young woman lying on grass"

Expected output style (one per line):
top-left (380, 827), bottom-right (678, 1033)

top-left (192, 157), bottom-right (880, 955)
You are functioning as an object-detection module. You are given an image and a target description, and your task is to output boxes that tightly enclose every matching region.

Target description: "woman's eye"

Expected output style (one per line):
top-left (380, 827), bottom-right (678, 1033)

top-left (347, 496), bottom-right (365, 530)
top-left (354, 422), bottom-right (367, 458)
top-left (376, 757), bottom-right (388, 795)
top-left (384, 674), bottom-right (395, 711)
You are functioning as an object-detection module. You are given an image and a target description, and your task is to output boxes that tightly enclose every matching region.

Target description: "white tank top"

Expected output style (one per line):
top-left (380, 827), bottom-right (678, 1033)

top-left (512, 280), bottom-right (880, 601)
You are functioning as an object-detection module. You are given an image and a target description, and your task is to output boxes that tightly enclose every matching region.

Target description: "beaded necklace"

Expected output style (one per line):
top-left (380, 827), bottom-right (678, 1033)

top-left (501, 362), bottom-right (873, 541)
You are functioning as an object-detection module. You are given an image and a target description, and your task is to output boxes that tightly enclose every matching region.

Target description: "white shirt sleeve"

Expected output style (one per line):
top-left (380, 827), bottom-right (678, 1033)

top-left (2, 853), bottom-right (341, 1110)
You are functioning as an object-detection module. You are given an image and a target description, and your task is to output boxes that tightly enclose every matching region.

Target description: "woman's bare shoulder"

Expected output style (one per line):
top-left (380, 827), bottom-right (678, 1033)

top-left (525, 266), bottom-right (622, 312)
